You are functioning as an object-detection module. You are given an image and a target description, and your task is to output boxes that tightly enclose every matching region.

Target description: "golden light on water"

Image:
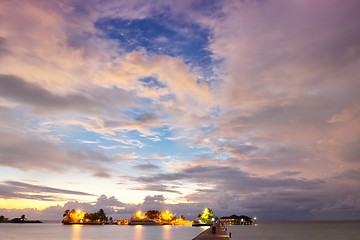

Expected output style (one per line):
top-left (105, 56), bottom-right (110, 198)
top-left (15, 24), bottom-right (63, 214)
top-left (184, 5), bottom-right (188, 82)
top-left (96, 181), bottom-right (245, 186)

top-left (134, 225), bottom-right (143, 240)
top-left (71, 224), bottom-right (83, 240)
top-left (162, 224), bottom-right (170, 240)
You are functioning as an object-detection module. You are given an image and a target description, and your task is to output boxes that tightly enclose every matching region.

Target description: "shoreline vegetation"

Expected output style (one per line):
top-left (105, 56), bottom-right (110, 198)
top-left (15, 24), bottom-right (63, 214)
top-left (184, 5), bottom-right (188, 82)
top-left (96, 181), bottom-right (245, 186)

top-left (61, 207), bottom-right (255, 226)
top-left (1, 207), bottom-right (255, 226)
top-left (0, 214), bottom-right (42, 224)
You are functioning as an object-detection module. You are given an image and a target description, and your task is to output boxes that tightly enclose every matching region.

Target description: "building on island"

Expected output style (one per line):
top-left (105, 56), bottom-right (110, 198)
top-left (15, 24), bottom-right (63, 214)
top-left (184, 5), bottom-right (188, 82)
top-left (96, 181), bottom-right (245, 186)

top-left (128, 218), bottom-right (161, 225)
top-left (220, 214), bottom-right (254, 225)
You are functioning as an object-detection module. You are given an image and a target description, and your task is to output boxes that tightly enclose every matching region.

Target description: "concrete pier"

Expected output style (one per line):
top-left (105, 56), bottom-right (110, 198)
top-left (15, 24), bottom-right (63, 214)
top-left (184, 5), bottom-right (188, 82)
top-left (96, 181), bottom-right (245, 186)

top-left (192, 223), bottom-right (230, 240)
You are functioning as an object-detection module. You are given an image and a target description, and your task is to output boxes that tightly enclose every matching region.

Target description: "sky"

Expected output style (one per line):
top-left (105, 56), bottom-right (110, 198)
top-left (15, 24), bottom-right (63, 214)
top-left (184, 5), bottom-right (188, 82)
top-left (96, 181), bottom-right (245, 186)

top-left (0, 0), bottom-right (359, 221)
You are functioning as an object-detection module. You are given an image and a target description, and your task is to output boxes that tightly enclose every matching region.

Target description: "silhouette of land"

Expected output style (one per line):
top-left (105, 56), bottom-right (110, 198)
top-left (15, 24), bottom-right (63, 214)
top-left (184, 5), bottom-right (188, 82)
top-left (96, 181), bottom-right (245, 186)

top-left (0, 215), bottom-right (42, 224)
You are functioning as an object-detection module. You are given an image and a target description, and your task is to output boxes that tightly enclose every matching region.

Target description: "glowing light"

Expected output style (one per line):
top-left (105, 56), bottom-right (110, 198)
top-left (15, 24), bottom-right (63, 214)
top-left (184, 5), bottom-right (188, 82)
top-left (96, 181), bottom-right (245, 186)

top-left (160, 210), bottom-right (174, 223)
top-left (135, 211), bottom-right (144, 219)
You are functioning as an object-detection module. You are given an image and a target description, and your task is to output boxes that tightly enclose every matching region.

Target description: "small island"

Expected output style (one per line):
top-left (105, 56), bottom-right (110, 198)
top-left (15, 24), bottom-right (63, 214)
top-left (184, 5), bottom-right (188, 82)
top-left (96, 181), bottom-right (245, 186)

top-left (0, 214), bottom-right (42, 224)
top-left (60, 208), bottom-right (256, 227)
top-left (220, 214), bottom-right (256, 225)
top-left (62, 209), bottom-right (108, 225)
top-left (62, 208), bottom-right (193, 225)
top-left (129, 209), bottom-right (192, 225)
top-left (192, 207), bottom-right (218, 226)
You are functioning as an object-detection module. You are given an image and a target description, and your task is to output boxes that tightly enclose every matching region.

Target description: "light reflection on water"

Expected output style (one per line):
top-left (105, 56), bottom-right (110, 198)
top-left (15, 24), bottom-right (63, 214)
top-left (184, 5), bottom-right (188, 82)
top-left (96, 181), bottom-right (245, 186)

top-left (71, 224), bottom-right (82, 240)
top-left (2, 222), bottom-right (358, 240)
top-left (162, 225), bottom-right (171, 240)
top-left (134, 225), bottom-right (143, 240)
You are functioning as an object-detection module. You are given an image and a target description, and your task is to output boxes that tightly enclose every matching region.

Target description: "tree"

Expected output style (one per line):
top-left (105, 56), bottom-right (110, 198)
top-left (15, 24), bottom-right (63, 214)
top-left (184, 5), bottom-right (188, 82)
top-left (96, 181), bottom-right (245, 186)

top-left (20, 215), bottom-right (27, 222)
top-left (144, 210), bottom-right (160, 220)
top-left (63, 209), bottom-right (70, 218)
top-left (62, 209), bottom-right (70, 222)
top-left (62, 209), bottom-right (72, 223)
top-left (97, 209), bottom-right (108, 222)
top-left (159, 210), bottom-right (175, 223)
top-left (199, 208), bottom-right (217, 224)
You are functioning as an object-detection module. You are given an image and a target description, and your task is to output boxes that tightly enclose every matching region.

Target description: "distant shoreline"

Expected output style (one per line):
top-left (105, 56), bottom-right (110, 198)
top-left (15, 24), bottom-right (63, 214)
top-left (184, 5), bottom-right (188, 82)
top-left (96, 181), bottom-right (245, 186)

top-left (1, 220), bottom-right (43, 224)
top-left (63, 222), bottom-right (103, 225)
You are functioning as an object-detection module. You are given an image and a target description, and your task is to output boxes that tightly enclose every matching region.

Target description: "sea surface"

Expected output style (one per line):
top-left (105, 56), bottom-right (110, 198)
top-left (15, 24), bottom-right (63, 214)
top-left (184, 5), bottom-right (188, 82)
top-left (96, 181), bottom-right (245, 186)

top-left (0, 221), bottom-right (359, 240)
top-left (227, 221), bottom-right (360, 240)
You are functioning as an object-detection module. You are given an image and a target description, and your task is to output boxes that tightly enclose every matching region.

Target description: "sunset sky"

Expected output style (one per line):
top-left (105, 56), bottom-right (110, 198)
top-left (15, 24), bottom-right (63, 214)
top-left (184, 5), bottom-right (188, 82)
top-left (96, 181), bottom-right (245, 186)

top-left (0, 0), bottom-right (359, 220)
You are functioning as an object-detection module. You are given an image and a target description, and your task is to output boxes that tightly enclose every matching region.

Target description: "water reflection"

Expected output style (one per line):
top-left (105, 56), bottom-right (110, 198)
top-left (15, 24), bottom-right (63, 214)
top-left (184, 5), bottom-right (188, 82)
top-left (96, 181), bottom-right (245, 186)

top-left (134, 225), bottom-right (143, 240)
top-left (71, 224), bottom-right (83, 240)
top-left (162, 225), bottom-right (170, 240)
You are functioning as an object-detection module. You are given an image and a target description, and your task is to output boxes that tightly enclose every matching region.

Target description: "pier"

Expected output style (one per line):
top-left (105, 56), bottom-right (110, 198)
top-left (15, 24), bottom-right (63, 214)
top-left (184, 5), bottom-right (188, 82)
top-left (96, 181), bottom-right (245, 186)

top-left (192, 222), bottom-right (230, 240)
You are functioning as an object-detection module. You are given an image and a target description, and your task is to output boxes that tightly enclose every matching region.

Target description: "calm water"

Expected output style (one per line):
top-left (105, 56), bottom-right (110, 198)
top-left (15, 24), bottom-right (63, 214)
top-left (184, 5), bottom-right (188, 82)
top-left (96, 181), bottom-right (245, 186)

top-left (227, 221), bottom-right (360, 240)
top-left (0, 224), bottom-right (206, 240)
top-left (1, 221), bottom-right (359, 240)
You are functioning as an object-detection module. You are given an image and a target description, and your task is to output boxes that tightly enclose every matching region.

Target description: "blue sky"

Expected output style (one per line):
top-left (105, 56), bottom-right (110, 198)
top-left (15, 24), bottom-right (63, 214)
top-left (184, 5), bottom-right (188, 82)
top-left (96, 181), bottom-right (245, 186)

top-left (0, 0), bottom-right (360, 221)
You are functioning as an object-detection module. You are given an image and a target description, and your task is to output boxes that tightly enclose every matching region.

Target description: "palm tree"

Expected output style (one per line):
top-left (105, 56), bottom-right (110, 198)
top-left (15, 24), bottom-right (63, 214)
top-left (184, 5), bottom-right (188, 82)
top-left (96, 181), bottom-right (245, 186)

top-left (97, 209), bottom-right (108, 222)
top-left (62, 210), bottom-right (71, 223)
top-left (20, 215), bottom-right (26, 222)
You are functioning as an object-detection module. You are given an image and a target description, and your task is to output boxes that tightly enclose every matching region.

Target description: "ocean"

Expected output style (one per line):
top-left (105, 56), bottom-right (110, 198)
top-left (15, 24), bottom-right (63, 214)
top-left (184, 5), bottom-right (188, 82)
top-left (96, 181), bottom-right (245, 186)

top-left (226, 221), bottom-right (360, 240)
top-left (0, 221), bottom-right (359, 240)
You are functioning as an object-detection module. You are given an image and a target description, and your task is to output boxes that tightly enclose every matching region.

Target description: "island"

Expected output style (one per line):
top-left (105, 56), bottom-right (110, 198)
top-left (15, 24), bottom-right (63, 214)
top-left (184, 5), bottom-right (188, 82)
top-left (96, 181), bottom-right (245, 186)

top-left (62, 209), bottom-right (108, 225)
top-left (0, 215), bottom-right (42, 224)
top-left (60, 208), bottom-right (256, 227)
top-left (129, 209), bottom-right (192, 225)
top-left (220, 214), bottom-right (255, 225)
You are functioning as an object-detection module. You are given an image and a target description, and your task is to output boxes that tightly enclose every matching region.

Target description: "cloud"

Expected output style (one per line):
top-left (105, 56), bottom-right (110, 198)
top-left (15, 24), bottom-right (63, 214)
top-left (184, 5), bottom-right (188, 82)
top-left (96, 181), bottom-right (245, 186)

top-left (0, 0), bottom-right (360, 221)
top-left (143, 194), bottom-right (165, 204)
top-left (0, 0), bottom-right (215, 119)
top-left (124, 159), bottom-right (359, 219)
top-left (0, 131), bottom-right (113, 178)
top-left (0, 181), bottom-right (94, 202)
top-left (209, 0), bottom-right (360, 113)
top-left (132, 163), bottom-right (160, 171)
top-left (0, 36), bottom-right (9, 56)
top-left (0, 74), bottom-right (98, 113)
top-left (134, 163), bottom-right (323, 193)
top-left (182, 0), bottom-right (360, 182)
top-left (130, 184), bottom-right (181, 194)
top-left (101, 51), bottom-right (215, 116)
top-left (0, 74), bottom-right (141, 115)
top-left (0, 105), bottom-right (24, 133)
top-left (328, 104), bottom-right (360, 123)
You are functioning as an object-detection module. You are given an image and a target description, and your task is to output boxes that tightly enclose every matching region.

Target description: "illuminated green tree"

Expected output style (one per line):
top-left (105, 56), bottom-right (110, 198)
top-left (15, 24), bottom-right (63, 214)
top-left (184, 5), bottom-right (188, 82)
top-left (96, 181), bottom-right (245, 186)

top-left (199, 208), bottom-right (217, 224)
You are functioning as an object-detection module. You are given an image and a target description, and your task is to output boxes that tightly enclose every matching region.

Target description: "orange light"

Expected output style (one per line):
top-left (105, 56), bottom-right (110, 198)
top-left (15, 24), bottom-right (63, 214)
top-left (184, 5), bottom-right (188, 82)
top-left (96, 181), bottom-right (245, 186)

top-left (135, 211), bottom-right (144, 219)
